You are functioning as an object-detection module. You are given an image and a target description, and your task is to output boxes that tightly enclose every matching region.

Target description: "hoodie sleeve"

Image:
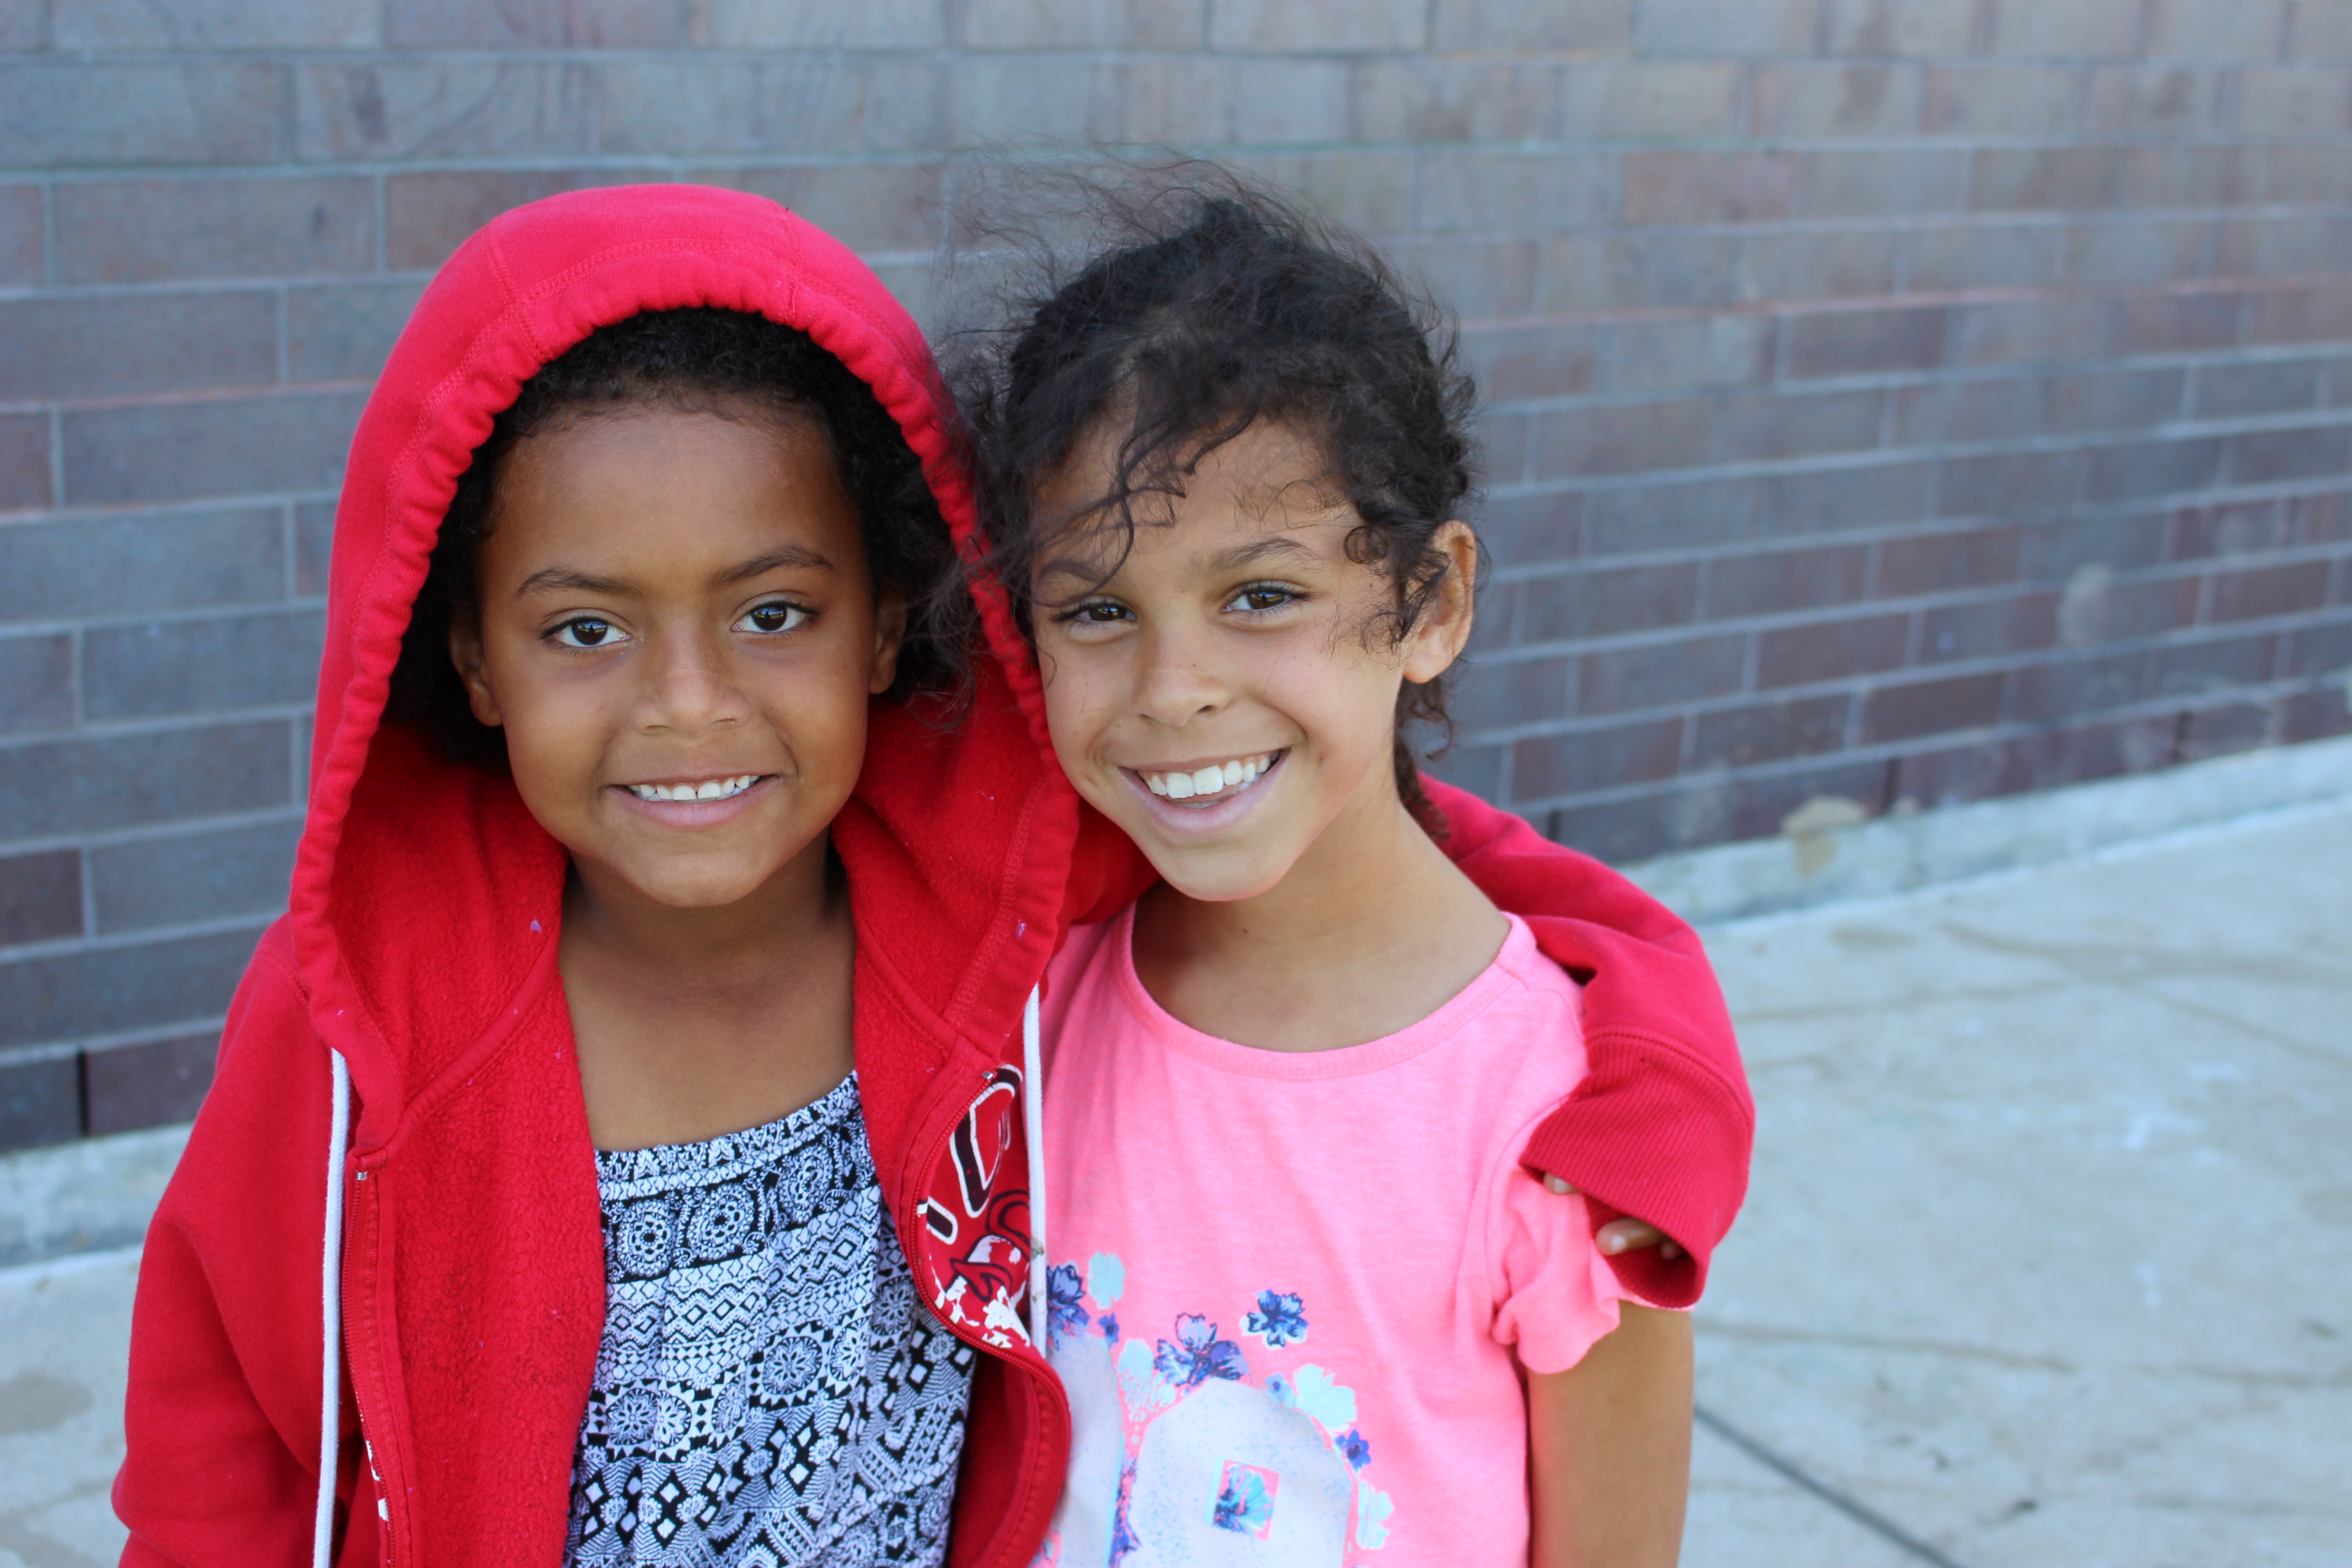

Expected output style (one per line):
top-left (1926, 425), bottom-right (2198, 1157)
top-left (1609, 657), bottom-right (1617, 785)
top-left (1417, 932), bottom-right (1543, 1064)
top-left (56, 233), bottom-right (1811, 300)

top-left (115, 921), bottom-right (370, 1566)
top-left (1423, 779), bottom-right (1752, 1310)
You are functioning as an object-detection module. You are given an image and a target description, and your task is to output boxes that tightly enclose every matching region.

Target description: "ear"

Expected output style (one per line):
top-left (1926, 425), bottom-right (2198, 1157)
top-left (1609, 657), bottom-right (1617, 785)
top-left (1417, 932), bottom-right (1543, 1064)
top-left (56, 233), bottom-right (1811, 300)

top-left (868, 590), bottom-right (909, 696)
top-left (1400, 520), bottom-right (1479, 686)
top-left (448, 612), bottom-right (505, 728)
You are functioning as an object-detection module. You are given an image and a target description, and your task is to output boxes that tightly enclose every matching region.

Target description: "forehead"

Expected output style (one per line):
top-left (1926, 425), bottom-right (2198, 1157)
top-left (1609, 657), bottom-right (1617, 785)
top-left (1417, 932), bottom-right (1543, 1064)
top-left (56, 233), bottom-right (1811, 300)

top-left (489, 407), bottom-right (864, 568)
top-left (1035, 419), bottom-right (1350, 568)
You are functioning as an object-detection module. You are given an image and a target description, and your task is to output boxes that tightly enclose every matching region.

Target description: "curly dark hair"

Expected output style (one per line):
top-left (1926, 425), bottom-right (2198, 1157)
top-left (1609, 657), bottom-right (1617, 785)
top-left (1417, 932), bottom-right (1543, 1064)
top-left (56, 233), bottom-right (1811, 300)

top-left (955, 170), bottom-right (1482, 833)
top-left (387, 307), bottom-right (965, 769)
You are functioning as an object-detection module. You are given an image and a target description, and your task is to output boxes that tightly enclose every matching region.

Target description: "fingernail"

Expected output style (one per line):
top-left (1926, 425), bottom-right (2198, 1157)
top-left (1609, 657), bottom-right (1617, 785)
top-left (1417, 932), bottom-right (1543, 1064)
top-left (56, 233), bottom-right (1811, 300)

top-left (1543, 1175), bottom-right (1572, 1195)
top-left (1600, 1233), bottom-right (1623, 1254)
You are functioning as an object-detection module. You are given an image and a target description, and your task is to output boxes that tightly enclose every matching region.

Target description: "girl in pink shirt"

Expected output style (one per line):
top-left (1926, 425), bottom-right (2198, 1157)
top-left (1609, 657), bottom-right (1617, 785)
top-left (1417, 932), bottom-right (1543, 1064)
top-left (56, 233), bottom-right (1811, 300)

top-left (966, 181), bottom-right (1696, 1568)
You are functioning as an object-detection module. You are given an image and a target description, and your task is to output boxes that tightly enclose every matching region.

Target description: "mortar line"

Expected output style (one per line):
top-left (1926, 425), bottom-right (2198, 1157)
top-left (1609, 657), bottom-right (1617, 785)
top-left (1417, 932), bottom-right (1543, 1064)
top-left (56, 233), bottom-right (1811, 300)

top-left (1692, 1404), bottom-right (1974, 1568)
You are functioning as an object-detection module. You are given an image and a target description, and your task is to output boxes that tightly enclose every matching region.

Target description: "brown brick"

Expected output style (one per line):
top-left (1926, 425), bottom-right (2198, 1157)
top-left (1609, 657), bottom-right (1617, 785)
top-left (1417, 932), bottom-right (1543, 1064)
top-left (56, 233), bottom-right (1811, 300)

top-left (1548, 786), bottom-right (1724, 865)
top-left (0, 852), bottom-right (82, 948)
top-left (1862, 671), bottom-right (2004, 742)
top-left (1738, 230), bottom-right (1899, 303)
top-left (1971, 147), bottom-right (2125, 211)
top-left (388, 0), bottom-right (687, 46)
top-left (2230, 425), bottom-right (2352, 486)
top-left (1921, 592), bottom-right (2059, 663)
top-left (2082, 67), bottom-right (2231, 138)
top-left (0, 61), bottom-right (286, 167)
top-left (1621, 152), bottom-right (1797, 226)
top-left (2122, 146), bottom-right (2259, 208)
top-left (2083, 436), bottom-right (2223, 504)
top-left (1433, 0), bottom-right (1632, 50)
top-left (1989, 1), bottom-right (2144, 57)
top-left (1750, 63), bottom-right (1923, 137)
top-left (1575, 634), bottom-right (1746, 714)
top-left (56, 177), bottom-right (373, 285)
top-left (1938, 450), bottom-right (2087, 517)
top-left (1821, 0), bottom-right (1978, 56)
top-left (1536, 402), bottom-right (1713, 479)
top-left (2192, 362), bottom-right (2323, 421)
top-left (1945, 297), bottom-right (2104, 366)
top-left (1690, 694), bottom-right (1849, 768)
top-left (2282, 619), bottom-right (2352, 676)
top-left (2234, 68), bottom-right (2352, 137)
top-left (2170, 500), bottom-right (2295, 560)
top-left (1607, 316), bottom-right (1774, 397)
top-left (2103, 293), bottom-right (2239, 356)
top-left (2149, 0), bottom-right (2288, 58)
top-left (2011, 650), bottom-right (2147, 721)
top-left (0, 414), bottom-right (50, 513)
top-left (0, 1056), bottom-right (81, 1154)
top-left (1716, 390), bottom-right (1884, 463)
top-left (1796, 150), bottom-right (1970, 219)
top-left (1788, 306), bottom-right (1945, 380)
top-left (2280, 681), bottom-right (2352, 743)
top-left (1880, 526), bottom-right (2023, 596)
top-left (2076, 571), bottom-right (2203, 642)
top-left (961, 0), bottom-right (1203, 48)
top-left (1632, 0), bottom-right (1817, 53)
top-left (2299, 493), bottom-right (2352, 543)
top-left (1907, 224), bottom-right (2063, 293)
top-left (0, 632), bottom-right (73, 735)
top-left (1511, 718), bottom-right (1684, 799)
top-left (1466, 326), bottom-right (1600, 402)
top-left (62, 389), bottom-right (368, 507)
top-left (0, 292), bottom-right (279, 402)
top-left (1895, 377), bottom-right (2045, 445)
top-left (81, 1031), bottom-right (217, 1136)
top-left (2246, 285), bottom-right (2352, 347)
top-left (2173, 700), bottom-right (2274, 762)
top-left (294, 60), bottom-right (598, 163)
top-left (1426, 742), bottom-right (1505, 802)
top-left (2063, 218), bottom-right (2209, 287)
top-left (1351, 60), bottom-right (1559, 143)
top-left (2045, 368), bottom-right (2184, 433)
top-left (1395, 239), bottom-right (1539, 318)
top-left (1710, 544), bottom-right (1871, 618)
top-left (1213, 0), bottom-right (1423, 49)
top-left (1585, 475), bottom-right (1768, 554)
top-left (2154, 630), bottom-right (2277, 694)
top-left (1419, 152), bottom-right (1613, 235)
top-left (1729, 759), bottom-right (1890, 842)
top-left (0, 185), bottom-right (39, 289)
top-left (1517, 562), bottom-right (1700, 642)
top-left (2213, 215), bottom-right (2352, 280)
top-left (2210, 563), bottom-right (2329, 622)
top-left (1478, 491), bottom-right (1580, 571)
top-left (1891, 739), bottom-right (2032, 808)
top-left (1581, 61), bottom-right (1744, 137)
top-left (1923, 65), bottom-right (2082, 136)
top-left (55, 0), bottom-right (379, 48)
top-left (1757, 612), bottom-right (1909, 686)
top-left (1541, 233), bottom-right (1734, 314)
top-left (1769, 461), bottom-right (1934, 535)
top-left (386, 168), bottom-right (602, 272)
top-left (1455, 654), bottom-right (1573, 733)
top-left (1482, 412), bottom-right (1533, 489)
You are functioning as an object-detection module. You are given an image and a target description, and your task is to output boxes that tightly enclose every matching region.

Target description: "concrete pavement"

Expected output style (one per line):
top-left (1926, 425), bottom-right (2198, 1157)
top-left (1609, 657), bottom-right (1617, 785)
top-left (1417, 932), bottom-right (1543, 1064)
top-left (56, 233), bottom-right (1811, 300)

top-left (2, 795), bottom-right (2346, 1566)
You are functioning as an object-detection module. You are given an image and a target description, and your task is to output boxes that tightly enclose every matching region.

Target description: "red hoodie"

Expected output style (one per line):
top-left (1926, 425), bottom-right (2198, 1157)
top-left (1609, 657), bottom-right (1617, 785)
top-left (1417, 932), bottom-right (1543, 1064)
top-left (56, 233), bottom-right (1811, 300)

top-left (114, 186), bottom-right (1749, 1568)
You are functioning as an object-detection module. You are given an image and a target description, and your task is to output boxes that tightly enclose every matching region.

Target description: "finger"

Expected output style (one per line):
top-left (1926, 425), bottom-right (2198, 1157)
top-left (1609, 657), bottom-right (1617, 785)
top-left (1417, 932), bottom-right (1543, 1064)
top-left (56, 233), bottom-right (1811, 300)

top-left (1541, 1173), bottom-right (1576, 1196)
top-left (1596, 1218), bottom-right (1666, 1254)
top-left (1661, 1240), bottom-right (1684, 1260)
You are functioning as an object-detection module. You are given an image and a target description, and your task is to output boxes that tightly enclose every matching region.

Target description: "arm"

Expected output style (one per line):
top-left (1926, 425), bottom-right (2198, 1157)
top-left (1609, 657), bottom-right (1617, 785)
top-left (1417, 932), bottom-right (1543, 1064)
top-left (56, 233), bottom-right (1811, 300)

top-left (1527, 1305), bottom-right (1693, 1568)
top-left (115, 926), bottom-right (369, 1565)
top-left (1426, 777), bottom-right (1753, 1308)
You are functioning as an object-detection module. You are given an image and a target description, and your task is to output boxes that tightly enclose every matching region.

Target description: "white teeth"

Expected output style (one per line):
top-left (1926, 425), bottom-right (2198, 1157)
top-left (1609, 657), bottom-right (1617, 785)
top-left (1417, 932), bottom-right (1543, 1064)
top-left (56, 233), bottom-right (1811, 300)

top-left (627, 774), bottom-right (758, 803)
top-left (1138, 753), bottom-right (1276, 802)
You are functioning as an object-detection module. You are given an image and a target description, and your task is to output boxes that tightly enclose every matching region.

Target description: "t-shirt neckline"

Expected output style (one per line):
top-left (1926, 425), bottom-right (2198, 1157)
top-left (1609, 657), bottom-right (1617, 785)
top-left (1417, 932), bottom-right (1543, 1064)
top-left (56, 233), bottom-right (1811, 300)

top-left (1110, 905), bottom-right (1536, 1080)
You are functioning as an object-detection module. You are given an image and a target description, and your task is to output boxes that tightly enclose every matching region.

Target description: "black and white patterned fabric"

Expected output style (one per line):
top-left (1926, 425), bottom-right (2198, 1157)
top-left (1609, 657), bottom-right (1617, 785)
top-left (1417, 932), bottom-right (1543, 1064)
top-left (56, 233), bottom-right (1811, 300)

top-left (566, 1074), bottom-right (976, 1567)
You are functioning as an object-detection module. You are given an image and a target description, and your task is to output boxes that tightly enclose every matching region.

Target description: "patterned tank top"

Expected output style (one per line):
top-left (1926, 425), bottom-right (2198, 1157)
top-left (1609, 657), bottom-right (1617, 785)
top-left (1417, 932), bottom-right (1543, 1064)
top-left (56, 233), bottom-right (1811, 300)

top-left (565, 1074), bottom-right (975, 1566)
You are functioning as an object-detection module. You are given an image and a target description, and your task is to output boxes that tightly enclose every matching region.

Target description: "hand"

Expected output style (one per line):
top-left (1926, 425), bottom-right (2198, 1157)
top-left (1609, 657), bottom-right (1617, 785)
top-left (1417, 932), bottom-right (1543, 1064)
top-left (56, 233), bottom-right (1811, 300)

top-left (1540, 1175), bottom-right (1685, 1260)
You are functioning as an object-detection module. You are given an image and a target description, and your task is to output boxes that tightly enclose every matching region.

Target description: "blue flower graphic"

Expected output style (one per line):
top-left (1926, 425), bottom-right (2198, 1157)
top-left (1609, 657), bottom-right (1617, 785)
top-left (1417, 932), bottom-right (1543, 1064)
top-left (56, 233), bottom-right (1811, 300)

top-left (1046, 1263), bottom-right (1089, 1348)
top-left (1212, 1466), bottom-right (1275, 1535)
top-left (1244, 1289), bottom-right (1308, 1348)
top-left (1099, 1312), bottom-right (1119, 1344)
top-left (1337, 1428), bottom-right (1372, 1470)
top-left (1153, 1313), bottom-right (1248, 1388)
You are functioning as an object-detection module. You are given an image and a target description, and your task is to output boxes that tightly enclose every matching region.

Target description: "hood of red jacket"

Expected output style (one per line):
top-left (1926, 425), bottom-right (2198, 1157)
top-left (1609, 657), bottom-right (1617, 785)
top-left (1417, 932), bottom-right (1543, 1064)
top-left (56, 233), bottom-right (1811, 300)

top-left (289, 183), bottom-right (1077, 1159)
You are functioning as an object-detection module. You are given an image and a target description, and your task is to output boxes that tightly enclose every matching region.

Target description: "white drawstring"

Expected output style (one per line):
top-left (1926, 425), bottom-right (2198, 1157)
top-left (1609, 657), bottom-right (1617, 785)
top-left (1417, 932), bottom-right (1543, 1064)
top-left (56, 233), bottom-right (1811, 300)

top-left (1021, 985), bottom-right (1048, 1347)
top-left (314, 1049), bottom-right (351, 1568)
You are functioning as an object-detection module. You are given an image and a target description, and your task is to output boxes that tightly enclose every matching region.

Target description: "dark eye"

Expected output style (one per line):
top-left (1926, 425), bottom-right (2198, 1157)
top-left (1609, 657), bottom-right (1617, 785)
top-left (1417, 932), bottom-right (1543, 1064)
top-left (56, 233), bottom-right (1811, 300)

top-left (548, 617), bottom-right (622, 648)
top-left (1227, 585), bottom-right (1297, 614)
top-left (738, 601), bottom-right (809, 635)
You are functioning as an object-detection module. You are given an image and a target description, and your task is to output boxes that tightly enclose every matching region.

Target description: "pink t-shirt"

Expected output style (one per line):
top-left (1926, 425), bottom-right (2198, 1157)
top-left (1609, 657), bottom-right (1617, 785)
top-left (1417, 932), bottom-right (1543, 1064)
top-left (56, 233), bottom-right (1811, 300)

top-left (1034, 910), bottom-right (1633, 1568)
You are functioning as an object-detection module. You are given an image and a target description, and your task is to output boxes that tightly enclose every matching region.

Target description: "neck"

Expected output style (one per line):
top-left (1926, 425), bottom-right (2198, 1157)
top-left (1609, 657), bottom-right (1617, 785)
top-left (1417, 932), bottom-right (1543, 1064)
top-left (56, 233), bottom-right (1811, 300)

top-left (562, 836), bottom-right (843, 1001)
top-left (1132, 770), bottom-right (1508, 1053)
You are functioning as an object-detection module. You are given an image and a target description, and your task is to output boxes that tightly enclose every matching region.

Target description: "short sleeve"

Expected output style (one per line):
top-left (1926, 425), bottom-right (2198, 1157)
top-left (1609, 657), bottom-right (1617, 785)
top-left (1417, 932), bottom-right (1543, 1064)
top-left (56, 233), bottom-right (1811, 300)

top-left (1486, 1157), bottom-right (1634, 1375)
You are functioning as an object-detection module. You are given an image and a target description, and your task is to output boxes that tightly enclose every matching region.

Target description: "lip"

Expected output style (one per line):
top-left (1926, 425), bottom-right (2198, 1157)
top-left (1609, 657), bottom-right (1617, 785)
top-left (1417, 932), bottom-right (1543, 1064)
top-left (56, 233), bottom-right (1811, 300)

top-left (608, 772), bottom-right (775, 827)
top-left (1118, 750), bottom-right (1285, 834)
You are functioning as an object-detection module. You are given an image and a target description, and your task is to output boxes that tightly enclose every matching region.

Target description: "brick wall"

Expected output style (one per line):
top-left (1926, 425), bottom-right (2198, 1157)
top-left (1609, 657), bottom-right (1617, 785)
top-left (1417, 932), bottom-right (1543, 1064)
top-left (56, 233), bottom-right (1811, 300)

top-left (4, 0), bottom-right (2351, 1150)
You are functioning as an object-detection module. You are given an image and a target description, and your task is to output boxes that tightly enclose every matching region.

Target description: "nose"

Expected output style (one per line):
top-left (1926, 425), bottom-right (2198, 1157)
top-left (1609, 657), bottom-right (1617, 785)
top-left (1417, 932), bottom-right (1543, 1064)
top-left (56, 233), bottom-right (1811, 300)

top-left (1128, 619), bottom-right (1228, 730)
top-left (632, 623), bottom-right (750, 737)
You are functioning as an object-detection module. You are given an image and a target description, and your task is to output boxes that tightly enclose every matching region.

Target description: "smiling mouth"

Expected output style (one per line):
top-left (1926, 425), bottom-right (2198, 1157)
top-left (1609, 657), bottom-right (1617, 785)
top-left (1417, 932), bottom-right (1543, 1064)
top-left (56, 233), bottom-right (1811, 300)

top-left (1137, 751), bottom-right (1282, 801)
top-left (622, 774), bottom-right (764, 804)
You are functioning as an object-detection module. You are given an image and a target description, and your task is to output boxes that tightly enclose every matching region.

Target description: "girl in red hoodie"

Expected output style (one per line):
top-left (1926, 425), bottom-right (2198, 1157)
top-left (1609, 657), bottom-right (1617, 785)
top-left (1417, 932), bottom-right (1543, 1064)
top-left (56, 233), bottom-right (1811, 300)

top-left (970, 185), bottom-right (1711, 1566)
top-left (115, 186), bottom-right (1748, 1568)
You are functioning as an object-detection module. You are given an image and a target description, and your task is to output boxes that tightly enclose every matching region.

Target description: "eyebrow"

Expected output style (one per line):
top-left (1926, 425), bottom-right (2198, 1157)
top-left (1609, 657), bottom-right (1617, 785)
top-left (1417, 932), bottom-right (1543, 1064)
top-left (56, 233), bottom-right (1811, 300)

top-left (1208, 536), bottom-right (1319, 573)
top-left (513, 545), bottom-right (835, 600)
